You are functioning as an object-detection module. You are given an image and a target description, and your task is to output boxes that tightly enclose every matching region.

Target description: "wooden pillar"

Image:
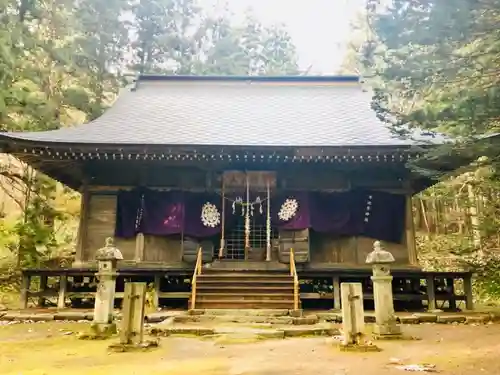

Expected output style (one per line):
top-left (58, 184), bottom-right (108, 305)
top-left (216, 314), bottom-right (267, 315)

top-left (20, 273), bottom-right (30, 309)
top-left (74, 182), bottom-right (90, 266)
top-left (134, 233), bottom-right (145, 262)
top-left (153, 275), bottom-right (161, 309)
top-left (464, 274), bottom-right (474, 310)
top-left (58, 275), bottom-right (68, 309)
top-left (333, 275), bottom-right (341, 310)
top-left (446, 278), bottom-right (456, 310)
top-left (426, 274), bottom-right (436, 311)
top-left (37, 275), bottom-right (48, 307)
top-left (405, 194), bottom-right (418, 265)
top-left (218, 178), bottom-right (226, 258)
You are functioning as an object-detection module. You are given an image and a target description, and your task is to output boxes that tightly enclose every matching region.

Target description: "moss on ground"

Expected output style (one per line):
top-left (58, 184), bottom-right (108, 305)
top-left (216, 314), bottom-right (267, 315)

top-left (0, 322), bottom-right (230, 375)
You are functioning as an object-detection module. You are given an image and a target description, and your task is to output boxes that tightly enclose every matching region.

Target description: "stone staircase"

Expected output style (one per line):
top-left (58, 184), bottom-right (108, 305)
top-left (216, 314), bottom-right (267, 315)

top-left (191, 270), bottom-right (297, 309)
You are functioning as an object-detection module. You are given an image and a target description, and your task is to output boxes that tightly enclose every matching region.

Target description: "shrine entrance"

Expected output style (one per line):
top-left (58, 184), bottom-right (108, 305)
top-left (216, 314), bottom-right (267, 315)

top-left (224, 214), bottom-right (278, 260)
top-left (218, 171), bottom-right (277, 261)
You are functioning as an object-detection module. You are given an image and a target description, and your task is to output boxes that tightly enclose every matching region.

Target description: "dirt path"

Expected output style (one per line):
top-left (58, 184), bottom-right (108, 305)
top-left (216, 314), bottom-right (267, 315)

top-left (1, 322), bottom-right (500, 375)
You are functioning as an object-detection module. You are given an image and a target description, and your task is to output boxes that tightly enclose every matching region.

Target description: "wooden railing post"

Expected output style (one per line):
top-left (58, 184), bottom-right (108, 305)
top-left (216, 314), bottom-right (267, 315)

top-left (290, 248), bottom-right (299, 311)
top-left (190, 247), bottom-right (203, 310)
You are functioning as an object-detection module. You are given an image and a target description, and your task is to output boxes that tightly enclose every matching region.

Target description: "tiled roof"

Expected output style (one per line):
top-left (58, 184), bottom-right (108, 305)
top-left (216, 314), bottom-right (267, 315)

top-left (0, 76), bottom-right (443, 148)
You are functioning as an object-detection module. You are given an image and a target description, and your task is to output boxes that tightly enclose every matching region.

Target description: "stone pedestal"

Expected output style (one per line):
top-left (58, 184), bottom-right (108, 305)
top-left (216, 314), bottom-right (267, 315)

top-left (80, 238), bottom-right (123, 340)
top-left (108, 282), bottom-right (159, 352)
top-left (366, 241), bottom-right (402, 340)
top-left (340, 282), bottom-right (365, 346)
top-left (337, 282), bottom-right (380, 352)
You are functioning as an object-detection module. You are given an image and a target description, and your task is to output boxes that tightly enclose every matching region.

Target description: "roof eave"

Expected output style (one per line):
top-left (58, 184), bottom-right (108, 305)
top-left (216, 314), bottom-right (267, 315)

top-left (137, 74), bottom-right (361, 83)
top-left (0, 135), bottom-right (434, 154)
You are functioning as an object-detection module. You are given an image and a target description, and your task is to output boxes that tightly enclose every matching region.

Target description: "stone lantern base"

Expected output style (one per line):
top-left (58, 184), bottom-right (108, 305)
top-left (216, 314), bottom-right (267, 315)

top-left (372, 323), bottom-right (402, 340)
top-left (79, 322), bottom-right (117, 340)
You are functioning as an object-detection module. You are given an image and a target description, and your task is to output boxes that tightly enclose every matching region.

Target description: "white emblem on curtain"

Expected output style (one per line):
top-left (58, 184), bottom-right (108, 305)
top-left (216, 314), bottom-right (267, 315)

top-left (201, 202), bottom-right (221, 227)
top-left (278, 198), bottom-right (299, 221)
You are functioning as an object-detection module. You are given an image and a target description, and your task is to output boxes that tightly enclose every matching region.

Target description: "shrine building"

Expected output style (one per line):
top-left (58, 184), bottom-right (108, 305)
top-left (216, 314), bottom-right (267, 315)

top-left (0, 75), bottom-right (472, 311)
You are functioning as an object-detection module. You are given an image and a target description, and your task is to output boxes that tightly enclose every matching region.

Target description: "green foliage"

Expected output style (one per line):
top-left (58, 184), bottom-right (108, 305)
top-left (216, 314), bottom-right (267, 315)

top-left (365, 0), bottom-right (500, 140)
top-left (0, 0), bottom-right (300, 273)
top-left (416, 233), bottom-right (469, 272)
top-left (362, 1), bottom-right (500, 301)
top-left (414, 160), bottom-right (500, 300)
top-left (130, 1), bottom-right (299, 75)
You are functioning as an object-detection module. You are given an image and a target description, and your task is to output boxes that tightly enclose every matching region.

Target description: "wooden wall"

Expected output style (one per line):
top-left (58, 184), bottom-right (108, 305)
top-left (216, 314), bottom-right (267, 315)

top-left (78, 195), bottom-right (414, 267)
top-left (309, 235), bottom-right (408, 265)
top-left (143, 236), bottom-right (182, 263)
top-left (76, 166), bottom-right (416, 267)
top-left (82, 194), bottom-right (135, 261)
top-left (80, 193), bottom-right (184, 263)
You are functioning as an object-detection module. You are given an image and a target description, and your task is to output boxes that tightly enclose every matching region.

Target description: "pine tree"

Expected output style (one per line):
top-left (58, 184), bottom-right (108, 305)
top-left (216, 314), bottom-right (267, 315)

top-left (130, 0), bottom-right (299, 75)
top-left (365, 0), bottom-right (500, 139)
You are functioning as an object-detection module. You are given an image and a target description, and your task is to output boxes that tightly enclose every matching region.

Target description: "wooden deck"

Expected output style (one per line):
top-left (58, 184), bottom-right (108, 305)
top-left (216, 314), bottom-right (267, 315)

top-left (20, 263), bottom-right (473, 312)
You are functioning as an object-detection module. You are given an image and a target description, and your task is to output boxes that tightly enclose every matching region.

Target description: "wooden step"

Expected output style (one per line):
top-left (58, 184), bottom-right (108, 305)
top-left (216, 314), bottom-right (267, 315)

top-left (196, 286), bottom-right (293, 294)
top-left (197, 293), bottom-right (293, 301)
top-left (197, 275), bottom-right (293, 282)
top-left (192, 270), bottom-right (297, 309)
top-left (200, 273), bottom-right (292, 278)
top-left (197, 287), bottom-right (293, 294)
top-left (197, 279), bottom-right (294, 287)
top-left (195, 300), bottom-right (295, 309)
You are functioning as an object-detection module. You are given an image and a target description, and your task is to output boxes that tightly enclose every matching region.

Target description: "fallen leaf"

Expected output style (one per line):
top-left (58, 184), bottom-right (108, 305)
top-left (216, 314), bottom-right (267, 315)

top-left (395, 364), bottom-right (437, 372)
top-left (389, 358), bottom-right (403, 365)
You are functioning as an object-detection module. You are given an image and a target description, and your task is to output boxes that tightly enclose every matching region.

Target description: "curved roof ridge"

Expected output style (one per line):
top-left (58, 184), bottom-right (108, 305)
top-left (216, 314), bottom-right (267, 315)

top-left (0, 77), bottom-right (444, 147)
top-left (137, 74), bottom-right (361, 83)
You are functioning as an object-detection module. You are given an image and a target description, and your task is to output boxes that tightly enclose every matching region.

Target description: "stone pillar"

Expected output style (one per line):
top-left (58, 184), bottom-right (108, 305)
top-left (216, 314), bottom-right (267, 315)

top-left (340, 283), bottom-right (365, 346)
top-left (366, 241), bottom-right (402, 339)
top-left (119, 282), bottom-right (147, 346)
top-left (108, 282), bottom-right (159, 352)
top-left (336, 282), bottom-right (380, 352)
top-left (82, 238), bottom-right (123, 339)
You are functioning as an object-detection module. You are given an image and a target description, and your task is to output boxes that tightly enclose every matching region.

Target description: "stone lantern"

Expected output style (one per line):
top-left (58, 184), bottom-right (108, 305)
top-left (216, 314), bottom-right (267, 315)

top-left (89, 237), bottom-right (123, 338)
top-left (366, 241), bottom-right (402, 339)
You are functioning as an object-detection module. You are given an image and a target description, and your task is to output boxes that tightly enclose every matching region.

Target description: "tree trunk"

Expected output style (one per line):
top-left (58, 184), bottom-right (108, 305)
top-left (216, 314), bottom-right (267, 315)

top-left (467, 183), bottom-right (482, 251)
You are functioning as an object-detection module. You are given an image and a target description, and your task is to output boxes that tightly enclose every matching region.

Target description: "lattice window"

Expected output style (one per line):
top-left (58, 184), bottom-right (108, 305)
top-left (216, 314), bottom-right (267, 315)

top-left (224, 215), bottom-right (278, 260)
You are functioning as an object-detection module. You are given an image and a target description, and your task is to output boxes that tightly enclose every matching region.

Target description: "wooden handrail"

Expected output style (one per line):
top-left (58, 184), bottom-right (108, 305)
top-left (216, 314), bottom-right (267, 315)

top-left (289, 248), bottom-right (299, 310)
top-left (190, 247), bottom-right (203, 310)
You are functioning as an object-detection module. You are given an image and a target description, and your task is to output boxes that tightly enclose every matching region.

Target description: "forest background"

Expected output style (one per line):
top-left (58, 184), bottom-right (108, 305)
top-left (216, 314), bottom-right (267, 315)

top-left (1, 0), bottom-right (499, 305)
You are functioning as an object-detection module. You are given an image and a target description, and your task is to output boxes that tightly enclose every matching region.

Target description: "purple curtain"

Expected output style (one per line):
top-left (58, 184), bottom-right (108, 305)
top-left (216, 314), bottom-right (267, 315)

top-left (184, 192), bottom-right (223, 238)
top-left (141, 190), bottom-right (184, 236)
top-left (309, 192), bottom-right (355, 235)
top-left (115, 190), bottom-right (226, 239)
top-left (271, 190), bottom-right (406, 243)
top-left (115, 189), bottom-right (144, 238)
top-left (272, 191), bottom-right (310, 230)
top-left (115, 188), bottom-right (406, 243)
top-left (355, 190), bottom-right (406, 243)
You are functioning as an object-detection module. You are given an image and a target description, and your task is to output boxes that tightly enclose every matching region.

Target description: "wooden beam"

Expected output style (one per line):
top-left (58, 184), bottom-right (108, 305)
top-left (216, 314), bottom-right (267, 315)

top-left (37, 275), bottom-right (48, 307)
top-left (426, 275), bottom-right (437, 311)
top-left (406, 194), bottom-right (418, 265)
top-left (57, 275), bottom-right (68, 309)
top-left (20, 274), bottom-right (30, 309)
top-left (134, 233), bottom-right (145, 262)
top-left (333, 275), bottom-right (341, 310)
top-left (74, 181), bottom-right (90, 265)
top-left (464, 274), bottom-right (474, 310)
top-left (153, 275), bottom-right (161, 309)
